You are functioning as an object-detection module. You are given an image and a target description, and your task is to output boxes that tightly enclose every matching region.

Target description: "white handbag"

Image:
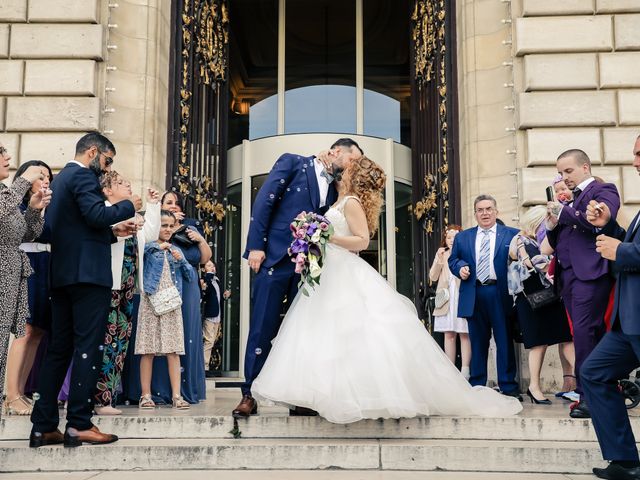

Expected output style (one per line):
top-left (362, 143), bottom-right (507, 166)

top-left (434, 288), bottom-right (450, 309)
top-left (149, 284), bottom-right (182, 316)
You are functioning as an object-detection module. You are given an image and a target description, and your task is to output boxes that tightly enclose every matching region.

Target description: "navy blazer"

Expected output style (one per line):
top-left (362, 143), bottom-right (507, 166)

top-left (243, 154), bottom-right (338, 269)
top-left (448, 224), bottom-right (519, 318)
top-left (47, 163), bottom-right (135, 289)
top-left (603, 213), bottom-right (640, 335)
top-left (547, 180), bottom-right (620, 281)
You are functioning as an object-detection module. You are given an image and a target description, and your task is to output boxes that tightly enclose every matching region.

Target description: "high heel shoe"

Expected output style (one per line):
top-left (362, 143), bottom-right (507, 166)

top-left (3, 395), bottom-right (33, 415)
top-left (527, 389), bottom-right (552, 405)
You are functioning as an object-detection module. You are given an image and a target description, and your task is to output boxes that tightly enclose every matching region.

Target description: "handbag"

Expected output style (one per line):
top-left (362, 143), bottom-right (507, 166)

top-left (523, 285), bottom-right (560, 310)
top-left (149, 284), bottom-right (182, 316)
top-left (434, 288), bottom-right (450, 309)
top-left (171, 225), bottom-right (197, 247)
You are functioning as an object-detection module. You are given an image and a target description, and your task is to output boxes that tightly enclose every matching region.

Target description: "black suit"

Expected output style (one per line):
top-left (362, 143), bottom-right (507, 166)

top-left (31, 162), bottom-right (135, 433)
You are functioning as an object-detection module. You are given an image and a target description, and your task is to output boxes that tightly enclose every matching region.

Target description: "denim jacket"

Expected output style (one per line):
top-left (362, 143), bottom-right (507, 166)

top-left (143, 241), bottom-right (194, 295)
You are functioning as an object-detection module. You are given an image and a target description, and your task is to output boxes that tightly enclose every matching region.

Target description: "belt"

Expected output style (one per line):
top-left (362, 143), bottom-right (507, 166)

top-left (19, 242), bottom-right (51, 253)
top-left (476, 279), bottom-right (497, 286)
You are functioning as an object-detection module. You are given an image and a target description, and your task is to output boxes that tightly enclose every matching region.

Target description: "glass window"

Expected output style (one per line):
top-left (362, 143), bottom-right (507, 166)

top-left (222, 183), bottom-right (242, 373)
top-left (228, 0), bottom-right (278, 146)
top-left (363, 0), bottom-right (411, 146)
top-left (285, 0), bottom-right (356, 134)
top-left (394, 181), bottom-right (414, 299)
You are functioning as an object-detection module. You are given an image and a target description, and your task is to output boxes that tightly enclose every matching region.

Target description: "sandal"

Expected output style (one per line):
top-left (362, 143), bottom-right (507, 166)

top-left (139, 394), bottom-right (156, 410)
top-left (3, 396), bottom-right (33, 415)
top-left (172, 395), bottom-right (190, 410)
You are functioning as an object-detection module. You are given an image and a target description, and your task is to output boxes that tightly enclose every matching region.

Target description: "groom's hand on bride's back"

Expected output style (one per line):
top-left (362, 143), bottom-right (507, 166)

top-left (248, 250), bottom-right (266, 273)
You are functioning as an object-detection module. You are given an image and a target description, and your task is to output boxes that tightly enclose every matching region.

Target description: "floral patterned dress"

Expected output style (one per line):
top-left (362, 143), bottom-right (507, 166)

top-left (0, 177), bottom-right (43, 415)
top-left (135, 256), bottom-right (186, 356)
top-left (94, 237), bottom-right (138, 407)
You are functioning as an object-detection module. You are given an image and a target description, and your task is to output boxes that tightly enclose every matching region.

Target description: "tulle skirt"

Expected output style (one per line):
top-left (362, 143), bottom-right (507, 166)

top-left (252, 244), bottom-right (523, 424)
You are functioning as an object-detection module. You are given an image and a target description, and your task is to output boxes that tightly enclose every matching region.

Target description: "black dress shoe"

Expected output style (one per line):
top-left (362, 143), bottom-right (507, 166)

top-left (289, 406), bottom-right (319, 416)
top-left (29, 429), bottom-right (64, 448)
top-left (569, 400), bottom-right (591, 419)
top-left (593, 462), bottom-right (640, 479)
top-left (501, 390), bottom-right (523, 402)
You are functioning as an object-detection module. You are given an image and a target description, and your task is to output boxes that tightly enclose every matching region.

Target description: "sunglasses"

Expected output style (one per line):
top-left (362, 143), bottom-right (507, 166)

top-left (97, 149), bottom-right (114, 167)
top-left (0, 146), bottom-right (7, 156)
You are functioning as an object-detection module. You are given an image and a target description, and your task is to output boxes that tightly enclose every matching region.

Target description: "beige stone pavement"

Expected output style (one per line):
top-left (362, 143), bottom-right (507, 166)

top-left (0, 473), bottom-right (598, 480)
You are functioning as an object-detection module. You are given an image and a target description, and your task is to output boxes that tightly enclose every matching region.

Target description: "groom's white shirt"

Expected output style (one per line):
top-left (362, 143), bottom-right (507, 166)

top-left (313, 157), bottom-right (330, 207)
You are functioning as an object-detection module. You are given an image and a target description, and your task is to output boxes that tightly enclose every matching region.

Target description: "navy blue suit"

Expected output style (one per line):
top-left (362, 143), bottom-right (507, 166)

top-left (581, 212), bottom-right (640, 462)
top-left (31, 162), bottom-right (135, 433)
top-left (448, 224), bottom-right (519, 393)
top-left (242, 154), bottom-right (337, 396)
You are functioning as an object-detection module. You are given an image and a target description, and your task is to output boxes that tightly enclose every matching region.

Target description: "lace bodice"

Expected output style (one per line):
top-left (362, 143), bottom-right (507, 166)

top-left (325, 196), bottom-right (358, 237)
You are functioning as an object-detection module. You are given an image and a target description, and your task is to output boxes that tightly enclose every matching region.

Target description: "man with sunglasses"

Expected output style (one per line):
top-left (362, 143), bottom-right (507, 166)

top-left (30, 133), bottom-right (136, 448)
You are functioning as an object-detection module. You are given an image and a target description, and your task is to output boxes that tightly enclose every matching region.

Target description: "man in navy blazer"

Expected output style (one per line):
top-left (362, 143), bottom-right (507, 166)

top-left (232, 138), bottom-right (363, 417)
top-left (448, 195), bottom-right (521, 398)
top-left (580, 136), bottom-right (640, 480)
top-left (30, 133), bottom-right (136, 448)
top-left (545, 149), bottom-right (621, 418)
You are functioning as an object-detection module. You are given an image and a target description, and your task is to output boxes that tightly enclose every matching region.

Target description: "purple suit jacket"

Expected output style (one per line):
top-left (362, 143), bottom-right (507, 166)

top-left (547, 179), bottom-right (620, 281)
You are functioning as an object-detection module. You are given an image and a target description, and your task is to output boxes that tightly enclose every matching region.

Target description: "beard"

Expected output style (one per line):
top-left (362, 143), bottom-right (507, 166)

top-left (333, 166), bottom-right (344, 182)
top-left (89, 156), bottom-right (104, 178)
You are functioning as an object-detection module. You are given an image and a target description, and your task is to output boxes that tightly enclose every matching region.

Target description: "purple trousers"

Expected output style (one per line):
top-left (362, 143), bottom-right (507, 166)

top-left (560, 266), bottom-right (611, 395)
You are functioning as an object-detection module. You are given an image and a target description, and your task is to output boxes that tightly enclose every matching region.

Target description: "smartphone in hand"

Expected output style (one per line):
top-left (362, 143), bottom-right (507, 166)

top-left (545, 186), bottom-right (555, 202)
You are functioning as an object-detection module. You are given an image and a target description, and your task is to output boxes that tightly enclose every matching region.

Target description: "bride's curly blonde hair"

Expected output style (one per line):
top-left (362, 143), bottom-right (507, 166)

top-left (343, 156), bottom-right (386, 236)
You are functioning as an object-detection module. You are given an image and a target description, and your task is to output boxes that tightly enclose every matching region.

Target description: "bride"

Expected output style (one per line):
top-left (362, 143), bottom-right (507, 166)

top-left (252, 156), bottom-right (523, 423)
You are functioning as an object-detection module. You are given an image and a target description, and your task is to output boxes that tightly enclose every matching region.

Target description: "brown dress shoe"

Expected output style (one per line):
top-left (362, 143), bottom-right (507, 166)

top-left (64, 426), bottom-right (119, 448)
top-left (29, 429), bottom-right (64, 448)
top-left (232, 395), bottom-right (257, 418)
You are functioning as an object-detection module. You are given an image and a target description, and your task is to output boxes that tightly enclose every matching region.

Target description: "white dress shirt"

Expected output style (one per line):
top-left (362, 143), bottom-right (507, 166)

top-left (313, 157), bottom-right (330, 207)
top-left (475, 223), bottom-right (497, 280)
top-left (68, 160), bottom-right (87, 168)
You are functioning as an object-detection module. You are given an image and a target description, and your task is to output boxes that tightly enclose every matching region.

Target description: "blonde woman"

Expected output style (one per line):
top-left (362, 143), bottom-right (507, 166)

top-left (429, 225), bottom-right (470, 380)
top-left (252, 157), bottom-right (522, 423)
top-left (509, 206), bottom-right (573, 404)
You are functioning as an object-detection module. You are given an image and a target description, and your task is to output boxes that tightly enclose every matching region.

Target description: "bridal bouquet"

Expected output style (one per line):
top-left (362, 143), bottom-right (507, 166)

top-left (288, 211), bottom-right (334, 295)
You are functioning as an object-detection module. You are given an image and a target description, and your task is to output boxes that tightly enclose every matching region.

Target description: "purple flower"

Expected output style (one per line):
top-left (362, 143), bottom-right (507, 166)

top-left (308, 243), bottom-right (322, 257)
top-left (290, 239), bottom-right (308, 254)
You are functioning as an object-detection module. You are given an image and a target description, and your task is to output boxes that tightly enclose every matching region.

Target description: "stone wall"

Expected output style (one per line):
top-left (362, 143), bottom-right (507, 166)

top-left (0, 0), bottom-right (171, 193)
top-left (514, 0), bottom-right (640, 227)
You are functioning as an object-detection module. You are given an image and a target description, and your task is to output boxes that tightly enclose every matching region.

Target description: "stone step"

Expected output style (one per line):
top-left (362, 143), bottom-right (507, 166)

top-left (0, 438), bottom-right (613, 473)
top-left (3, 413), bottom-right (639, 442)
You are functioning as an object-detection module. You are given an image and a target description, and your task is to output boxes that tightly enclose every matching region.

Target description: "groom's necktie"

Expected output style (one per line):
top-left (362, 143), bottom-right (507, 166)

top-left (476, 229), bottom-right (491, 284)
top-left (320, 169), bottom-right (334, 184)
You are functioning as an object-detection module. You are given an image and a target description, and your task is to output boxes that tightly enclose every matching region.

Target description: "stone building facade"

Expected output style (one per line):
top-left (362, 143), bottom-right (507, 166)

top-left (458, 0), bottom-right (640, 229)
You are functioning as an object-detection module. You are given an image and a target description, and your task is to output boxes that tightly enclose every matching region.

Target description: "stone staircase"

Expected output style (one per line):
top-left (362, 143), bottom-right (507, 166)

top-left (0, 390), bottom-right (637, 474)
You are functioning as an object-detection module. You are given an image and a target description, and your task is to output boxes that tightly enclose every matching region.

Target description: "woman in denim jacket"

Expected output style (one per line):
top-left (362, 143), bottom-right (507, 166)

top-left (134, 210), bottom-right (194, 410)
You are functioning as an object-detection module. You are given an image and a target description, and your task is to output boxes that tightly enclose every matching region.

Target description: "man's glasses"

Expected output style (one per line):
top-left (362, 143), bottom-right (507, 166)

top-left (0, 146), bottom-right (7, 156)
top-left (97, 149), bottom-right (114, 167)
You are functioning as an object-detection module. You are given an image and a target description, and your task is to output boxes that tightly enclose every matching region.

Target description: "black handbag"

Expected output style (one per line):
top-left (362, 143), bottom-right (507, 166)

top-left (171, 225), bottom-right (197, 246)
top-left (523, 284), bottom-right (561, 310)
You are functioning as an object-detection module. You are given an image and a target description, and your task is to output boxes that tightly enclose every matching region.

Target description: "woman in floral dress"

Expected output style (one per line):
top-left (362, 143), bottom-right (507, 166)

top-left (93, 171), bottom-right (160, 415)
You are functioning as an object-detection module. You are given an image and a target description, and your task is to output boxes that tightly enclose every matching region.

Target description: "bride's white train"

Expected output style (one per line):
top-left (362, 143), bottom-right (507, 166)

top-left (253, 196), bottom-right (523, 423)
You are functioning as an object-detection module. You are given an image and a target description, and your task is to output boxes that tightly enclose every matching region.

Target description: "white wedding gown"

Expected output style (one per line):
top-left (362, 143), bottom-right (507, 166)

top-left (252, 196), bottom-right (523, 423)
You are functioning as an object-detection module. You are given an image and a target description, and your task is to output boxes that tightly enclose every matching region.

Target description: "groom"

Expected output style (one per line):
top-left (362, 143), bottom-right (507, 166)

top-left (233, 138), bottom-right (363, 417)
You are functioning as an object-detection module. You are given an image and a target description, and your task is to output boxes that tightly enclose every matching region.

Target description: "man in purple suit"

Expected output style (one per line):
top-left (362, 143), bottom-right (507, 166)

top-left (545, 149), bottom-right (621, 419)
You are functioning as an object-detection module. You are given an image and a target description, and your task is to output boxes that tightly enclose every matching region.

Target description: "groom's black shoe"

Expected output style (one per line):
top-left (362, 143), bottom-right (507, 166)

top-left (593, 462), bottom-right (640, 479)
top-left (501, 390), bottom-right (523, 402)
top-left (289, 406), bottom-right (318, 417)
top-left (232, 395), bottom-right (257, 418)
